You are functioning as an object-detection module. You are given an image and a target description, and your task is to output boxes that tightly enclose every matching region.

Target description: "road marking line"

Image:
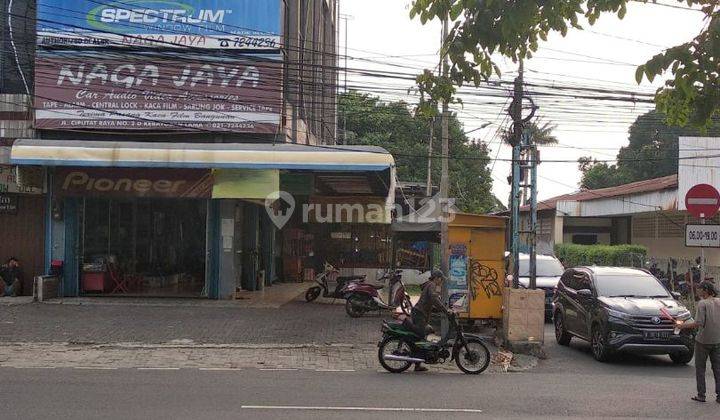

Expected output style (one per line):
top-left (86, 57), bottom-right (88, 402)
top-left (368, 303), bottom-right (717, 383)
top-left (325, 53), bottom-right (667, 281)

top-left (315, 369), bottom-right (356, 372)
top-left (240, 405), bottom-right (482, 413)
top-left (198, 368), bottom-right (242, 371)
top-left (11, 366), bottom-right (56, 369)
top-left (138, 367), bottom-right (180, 371)
top-left (259, 368), bottom-right (298, 371)
top-left (73, 367), bottom-right (118, 370)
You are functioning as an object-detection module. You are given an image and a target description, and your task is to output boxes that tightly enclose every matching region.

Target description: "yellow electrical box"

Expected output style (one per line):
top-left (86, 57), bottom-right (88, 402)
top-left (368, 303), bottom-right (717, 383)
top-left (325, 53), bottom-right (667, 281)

top-left (447, 213), bottom-right (507, 320)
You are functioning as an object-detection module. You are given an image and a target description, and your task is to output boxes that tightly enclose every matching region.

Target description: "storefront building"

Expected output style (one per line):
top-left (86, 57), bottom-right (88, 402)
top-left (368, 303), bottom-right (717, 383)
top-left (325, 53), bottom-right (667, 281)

top-left (1, 0), bottom-right (346, 299)
top-left (0, 152), bottom-right (46, 295)
top-left (11, 140), bottom-right (395, 299)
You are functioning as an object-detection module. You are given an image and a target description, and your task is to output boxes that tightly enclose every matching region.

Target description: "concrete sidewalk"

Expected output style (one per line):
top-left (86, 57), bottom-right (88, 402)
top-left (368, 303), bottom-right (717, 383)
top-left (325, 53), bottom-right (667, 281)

top-left (0, 288), bottom-right (535, 374)
top-left (1, 300), bottom-right (382, 345)
top-left (0, 297), bottom-right (530, 373)
top-left (37, 281), bottom-right (311, 309)
top-left (0, 296), bottom-right (33, 306)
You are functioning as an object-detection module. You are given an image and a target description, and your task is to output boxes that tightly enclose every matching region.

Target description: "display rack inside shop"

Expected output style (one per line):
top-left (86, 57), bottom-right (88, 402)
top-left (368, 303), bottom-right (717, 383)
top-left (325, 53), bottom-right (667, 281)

top-left (282, 228), bottom-right (314, 282)
top-left (309, 224), bottom-right (391, 269)
top-left (391, 231), bottom-right (440, 272)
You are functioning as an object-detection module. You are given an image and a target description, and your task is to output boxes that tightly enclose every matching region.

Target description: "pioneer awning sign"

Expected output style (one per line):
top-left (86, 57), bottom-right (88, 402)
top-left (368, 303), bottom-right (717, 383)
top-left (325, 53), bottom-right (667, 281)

top-left (686, 224), bottom-right (720, 248)
top-left (55, 168), bottom-right (213, 198)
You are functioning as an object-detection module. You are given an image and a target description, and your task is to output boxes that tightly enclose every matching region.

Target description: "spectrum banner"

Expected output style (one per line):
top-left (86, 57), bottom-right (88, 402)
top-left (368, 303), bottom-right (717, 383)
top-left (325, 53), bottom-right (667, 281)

top-left (37, 0), bottom-right (282, 49)
top-left (34, 52), bottom-right (282, 133)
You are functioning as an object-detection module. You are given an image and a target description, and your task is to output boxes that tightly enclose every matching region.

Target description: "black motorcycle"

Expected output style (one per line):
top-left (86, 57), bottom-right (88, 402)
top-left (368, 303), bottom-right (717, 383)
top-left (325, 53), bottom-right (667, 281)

top-left (377, 312), bottom-right (490, 374)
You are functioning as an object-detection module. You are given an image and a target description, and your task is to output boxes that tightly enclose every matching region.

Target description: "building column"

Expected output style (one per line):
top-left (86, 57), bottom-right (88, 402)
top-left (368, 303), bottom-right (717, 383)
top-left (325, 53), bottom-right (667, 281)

top-left (241, 203), bottom-right (260, 291)
top-left (217, 200), bottom-right (238, 299)
top-left (61, 197), bottom-right (80, 297)
top-left (553, 215), bottom-right (564, 245)
top-left (206, 200), bottom-right (220, 299)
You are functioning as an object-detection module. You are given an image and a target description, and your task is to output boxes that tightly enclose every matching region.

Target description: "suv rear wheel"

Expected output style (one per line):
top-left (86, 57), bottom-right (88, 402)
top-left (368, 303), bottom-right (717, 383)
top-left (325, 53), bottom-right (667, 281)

top-left (591, 325), bottom-right (612, 362)
top-left (554, 311), bottom-right (572, 346)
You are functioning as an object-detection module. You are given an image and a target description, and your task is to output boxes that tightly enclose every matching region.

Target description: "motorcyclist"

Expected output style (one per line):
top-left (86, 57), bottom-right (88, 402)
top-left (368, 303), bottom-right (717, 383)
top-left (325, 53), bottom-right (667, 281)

top-left (406, 269), bottom-right (452, 372)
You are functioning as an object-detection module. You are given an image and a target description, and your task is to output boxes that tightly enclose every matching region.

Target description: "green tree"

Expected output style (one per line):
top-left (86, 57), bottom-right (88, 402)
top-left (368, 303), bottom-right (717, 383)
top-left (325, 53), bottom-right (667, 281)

top-left (577, 158), bottom-right (631, 190)
top-left (501, 120), bottom-right (558, 146)
top-left (578, 110), bottom-right (720, 189)
top-left (339, 91), bottom-right (500, 213)
top-left (409, 0), bottom-right (720, 128)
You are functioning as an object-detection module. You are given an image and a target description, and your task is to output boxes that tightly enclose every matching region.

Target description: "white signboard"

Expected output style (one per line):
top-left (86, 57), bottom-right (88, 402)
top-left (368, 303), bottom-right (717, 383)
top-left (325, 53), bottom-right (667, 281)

top-left (685, 224), bottom-right (720, 248)
top-left (678, 137), bottom-right (720, 211)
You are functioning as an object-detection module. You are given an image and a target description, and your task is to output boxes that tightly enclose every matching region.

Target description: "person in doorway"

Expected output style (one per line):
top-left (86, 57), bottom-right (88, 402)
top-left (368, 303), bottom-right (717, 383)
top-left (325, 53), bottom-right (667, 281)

top-left (0, 257), bottom-right (23, 297)
top-left (677, 281), bottom-right (720, 403)
top-left (406, 269), bottom-right (452, 372)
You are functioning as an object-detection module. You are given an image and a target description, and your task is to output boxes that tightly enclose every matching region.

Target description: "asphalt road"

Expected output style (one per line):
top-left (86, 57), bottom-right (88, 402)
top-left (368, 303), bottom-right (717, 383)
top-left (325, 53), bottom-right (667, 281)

top-left (2, 329), bottom-right (719, 420)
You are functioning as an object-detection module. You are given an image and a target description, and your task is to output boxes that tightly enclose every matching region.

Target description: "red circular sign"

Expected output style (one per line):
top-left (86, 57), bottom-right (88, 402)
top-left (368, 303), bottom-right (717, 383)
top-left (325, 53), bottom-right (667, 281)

top-left (685, 184), bottom-right (720, 219)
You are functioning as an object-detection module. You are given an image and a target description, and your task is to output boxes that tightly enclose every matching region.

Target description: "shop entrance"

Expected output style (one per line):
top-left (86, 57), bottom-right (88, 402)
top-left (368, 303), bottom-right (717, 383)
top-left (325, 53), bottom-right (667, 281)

top-left (79, 197), bottom-right (207, 297)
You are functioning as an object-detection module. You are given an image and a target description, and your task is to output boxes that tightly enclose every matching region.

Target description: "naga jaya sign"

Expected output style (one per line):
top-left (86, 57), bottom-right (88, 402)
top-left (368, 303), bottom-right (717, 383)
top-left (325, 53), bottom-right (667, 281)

top-left (34, 53), bottom-right (282, 132)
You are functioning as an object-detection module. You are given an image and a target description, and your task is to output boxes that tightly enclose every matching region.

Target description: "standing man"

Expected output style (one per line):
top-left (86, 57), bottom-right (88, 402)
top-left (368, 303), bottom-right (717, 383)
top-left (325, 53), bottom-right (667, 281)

top-left (677, 281), bottom-right (720, 403)
top-left (0, 257), bottom-right (23, 297)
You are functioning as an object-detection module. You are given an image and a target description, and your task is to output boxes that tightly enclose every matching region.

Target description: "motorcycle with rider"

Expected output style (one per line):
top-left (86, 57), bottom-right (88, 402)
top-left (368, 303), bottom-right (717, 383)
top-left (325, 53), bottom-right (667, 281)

top-left (378, 269), bottom-right (490, 374)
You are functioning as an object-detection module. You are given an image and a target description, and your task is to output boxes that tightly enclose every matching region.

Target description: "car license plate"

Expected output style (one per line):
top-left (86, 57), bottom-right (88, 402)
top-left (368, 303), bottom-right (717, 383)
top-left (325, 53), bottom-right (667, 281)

top-left (643, 330), bottom-right (670, 340)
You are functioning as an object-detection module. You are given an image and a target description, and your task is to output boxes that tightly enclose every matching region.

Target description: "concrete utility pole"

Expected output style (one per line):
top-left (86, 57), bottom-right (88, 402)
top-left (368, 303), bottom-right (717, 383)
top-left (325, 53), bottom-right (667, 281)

top-left (508, 59), bottom-right (538, 289)
top-left (509, 60), bottom-right (524, 290)
top-left (440, 17), bottom-right (450, 300)
top-left (527, 128), bottom-right (539, 290)
top-left (339, 12), bottom-right (352, 145)
top-left (426, 117), bottom-right (434, 197)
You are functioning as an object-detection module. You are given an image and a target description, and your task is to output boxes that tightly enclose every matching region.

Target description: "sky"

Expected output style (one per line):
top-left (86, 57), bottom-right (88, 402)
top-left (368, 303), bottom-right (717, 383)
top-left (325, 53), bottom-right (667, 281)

top-left (340, 0), bottom-right (706, 204)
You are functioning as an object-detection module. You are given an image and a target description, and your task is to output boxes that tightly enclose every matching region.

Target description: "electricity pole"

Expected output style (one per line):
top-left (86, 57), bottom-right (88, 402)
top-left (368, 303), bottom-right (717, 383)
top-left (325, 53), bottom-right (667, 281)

top-left (440, 17), bottom-right (450, 300)
top-left (509, 61), bottom-right (524, 290)
top-left (509, 59), bottom-right (538, 289)
top-left (427, 21), bottom-right (444, 198)
top-left (339, 13), bottom-right (353, 145)
top-left (426, 117), bottom-right (434, 197)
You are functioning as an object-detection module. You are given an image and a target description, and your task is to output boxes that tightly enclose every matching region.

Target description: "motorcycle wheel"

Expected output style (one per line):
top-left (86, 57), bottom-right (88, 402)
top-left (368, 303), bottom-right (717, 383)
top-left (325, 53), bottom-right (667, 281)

top-left (345, 295), bottom-right (366, 318)
top-left (305, 287), bottom-right (322, 302)
top-left (400, 295), bottom-right (412, 316)
top-left (454, 337), bottom-right (490, 374)
top-left (378, 336), bottom-right (413, 373)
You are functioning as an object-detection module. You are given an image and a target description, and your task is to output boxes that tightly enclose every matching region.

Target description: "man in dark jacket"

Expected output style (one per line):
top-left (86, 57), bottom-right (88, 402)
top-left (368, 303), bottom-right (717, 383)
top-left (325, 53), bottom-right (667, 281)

top-left (407, 269), bottom-right (451, 372)
top-left (0, 257), bottom-right (23, 297)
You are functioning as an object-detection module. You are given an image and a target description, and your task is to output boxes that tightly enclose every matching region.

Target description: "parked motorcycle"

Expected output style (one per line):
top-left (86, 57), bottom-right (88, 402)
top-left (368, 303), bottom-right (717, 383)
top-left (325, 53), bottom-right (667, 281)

top-left (342, 269), bottom-right (412, 317)
top-left (305, 262), bottom-right (366, 302)
top-left (378, 311), bottom-right (490, 374)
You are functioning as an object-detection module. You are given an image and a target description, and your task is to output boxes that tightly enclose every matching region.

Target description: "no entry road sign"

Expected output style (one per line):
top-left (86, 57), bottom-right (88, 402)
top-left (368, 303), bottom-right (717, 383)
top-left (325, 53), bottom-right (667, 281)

top-left (685, 184), bottom-right (720, 219)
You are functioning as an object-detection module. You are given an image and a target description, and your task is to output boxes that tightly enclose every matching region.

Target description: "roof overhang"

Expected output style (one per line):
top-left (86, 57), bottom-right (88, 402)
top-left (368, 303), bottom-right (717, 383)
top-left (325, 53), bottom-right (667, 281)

top-left (10, 139), bottom-right (395, 172)
top-left (556, 188), bottom-right (678, 217)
